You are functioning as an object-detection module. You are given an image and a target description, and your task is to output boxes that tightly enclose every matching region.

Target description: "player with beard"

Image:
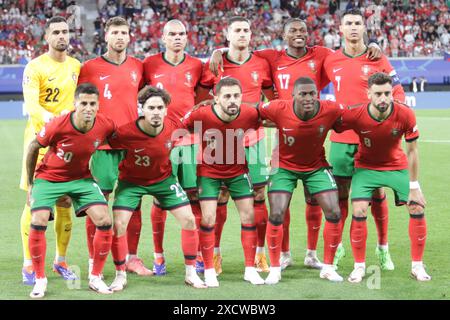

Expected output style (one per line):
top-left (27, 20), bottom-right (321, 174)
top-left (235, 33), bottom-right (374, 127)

top-left (78, 17), bottom-right (148, 277)
top-left (20, 16), bottom-right (80, 285)
top-left (143, 20), bottom-right (205, 275)
top-left (209, 18), bottom-right (382, 271)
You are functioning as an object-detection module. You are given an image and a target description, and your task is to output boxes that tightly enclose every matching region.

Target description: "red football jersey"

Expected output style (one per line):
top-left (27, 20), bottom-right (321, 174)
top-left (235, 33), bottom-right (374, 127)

top-left (259, 99), bottom-right (343, 171)
top-left (182, 104), bottom-right (260, 179)
top-left (200, 53), bottom-right (273, 146)
top-left (338, 102), bottom-right (419, 170)
top-left (108, 117), bottom-right (181, 185)
top-left (323, 49), bottom-right (405, 144)
top-left (35, 112), bottom-right (115, 182)
top-left (255, 46), bottom-right (333, 99)
top-left (78, 56), bottom-right (143, 148)
top-left (143, 53), bottom-right (202, 146)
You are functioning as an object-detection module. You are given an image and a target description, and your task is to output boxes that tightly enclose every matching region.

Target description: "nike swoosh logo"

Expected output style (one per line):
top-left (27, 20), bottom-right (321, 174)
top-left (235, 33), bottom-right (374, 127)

top-left (62, 143), bottom-right (73, 147)
top-left (269, 246), bottom-right (278, 250)
top-left (418, 236), bottom-right (426, 241)
top-left (282, 127), bottom-right (293, 131)
top-left (203, 245), bottom-right (214, 250)
top-left (99, 251), bottom-right (108, 256)
top-left (312, 226), bottom-right (320, 230)
top-left (220, 75), bottom-right (231, 79)
top-left (135, 148), bottom-right (144, 153)
top-left (330, 244), bottom-right (338, 248)
top-left (361, 131), bottom-right (371, 134)
top-left (277, 66), bottom-right (288, 71)
top-left (48, 77), bottom-right (56, 81)
top-left (333, 68), bottom-right (343, 73)
top-left (154, 74), bottom-right (164, 79)
top-left (351, 239), bottom-right (362, 243)
top-left (32, 255), bottom-right (42, 259)
top-left (100, 75), bottom-right (111, 80)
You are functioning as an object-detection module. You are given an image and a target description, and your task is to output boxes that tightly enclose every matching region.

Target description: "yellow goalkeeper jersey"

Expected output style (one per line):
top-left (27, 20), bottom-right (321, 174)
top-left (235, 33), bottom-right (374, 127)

top-left (22, 53), bottom-right (81, 133)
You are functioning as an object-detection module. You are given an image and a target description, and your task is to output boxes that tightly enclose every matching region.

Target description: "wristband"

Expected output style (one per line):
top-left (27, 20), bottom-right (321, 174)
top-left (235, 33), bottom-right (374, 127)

top-left (410, 181), bottom-right (421, 190)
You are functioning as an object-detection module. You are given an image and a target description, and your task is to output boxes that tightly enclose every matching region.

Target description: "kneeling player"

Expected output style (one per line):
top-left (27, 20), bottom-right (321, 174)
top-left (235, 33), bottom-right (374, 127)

top-left (108, 86), bottom-right (206, 290)
top-left (260, 77), bottom-right (343, 284)
top-left (182, 77), bottom-right (266, 287)
top-left (26, 84), bottom-right (115, 298)
top-left (340, 73), bottom-right (430, 283)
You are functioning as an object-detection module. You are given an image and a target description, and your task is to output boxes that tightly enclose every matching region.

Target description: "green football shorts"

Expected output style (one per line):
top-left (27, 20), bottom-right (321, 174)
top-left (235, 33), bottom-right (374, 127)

top-left (90, 149), bottom-right (125, 193)
top-left (268, 167), bottom-right (338, 195)
top-left (351, 168), bottom-right (409, 206)
top-left (198, 174), bottom-right (254, 200)
top-left (113, 175), bottom-right (190, 211)
top-left (329, 142), bottom-right (358, 178)
top-left (30, 178), bottom-right (107, 217)
top-left (245, 139), bottom-right (269, 187)
top-left (170, 143), bottom-right (198, 191)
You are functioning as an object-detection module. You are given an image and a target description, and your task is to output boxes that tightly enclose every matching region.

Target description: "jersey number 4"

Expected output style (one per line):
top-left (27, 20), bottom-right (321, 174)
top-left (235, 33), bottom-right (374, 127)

top-left (104, 84), bottom-right (112, 100)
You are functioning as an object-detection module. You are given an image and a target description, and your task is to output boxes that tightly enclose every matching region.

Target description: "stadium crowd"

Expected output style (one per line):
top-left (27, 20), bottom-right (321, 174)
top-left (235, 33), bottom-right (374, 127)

top-left (0, 0), bottom-right (449, 64)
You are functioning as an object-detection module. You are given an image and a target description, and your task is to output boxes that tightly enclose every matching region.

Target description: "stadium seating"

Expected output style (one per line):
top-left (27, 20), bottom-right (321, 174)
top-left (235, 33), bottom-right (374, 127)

top-left (0, 0), bottom-right (448, 64)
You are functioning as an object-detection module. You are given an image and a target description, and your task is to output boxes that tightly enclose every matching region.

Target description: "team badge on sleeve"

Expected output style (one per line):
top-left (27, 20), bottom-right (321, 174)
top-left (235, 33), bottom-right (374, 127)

top-left (39, 127), bottom-right (46, 138)
top-left (391, 128), bottom-right (400, 137)
top-left (93, 138), bottom-right (101, 148)
top-left (308, 60), bottom-right (317, 73)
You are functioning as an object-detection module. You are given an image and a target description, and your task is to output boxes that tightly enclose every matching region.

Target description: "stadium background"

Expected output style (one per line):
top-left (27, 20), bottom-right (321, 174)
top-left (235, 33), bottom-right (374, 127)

top-left (0, 0), bottom-right (450, 300)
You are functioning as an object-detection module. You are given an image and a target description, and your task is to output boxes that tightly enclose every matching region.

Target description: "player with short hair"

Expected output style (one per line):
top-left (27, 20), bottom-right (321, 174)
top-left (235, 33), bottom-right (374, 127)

top-left (199, 16), bottom-right (274, 274)
top-left (183, 77), bottom-right (265, 287)
top-left (209, 17), bottom-right (382, 271)
top-left (323, 9), bottom-right (406, 269)
top-left (108, 86), bottom-right (206, 290)
top-left (78, 16), bottom-right (148, 276)
top-left (20, 16), bottom-right (80, 285)
top-left (261, 77), bottom-right (344, 284)
top-left (26, 83), bottom-right (116, 298)
top-left (142, 19), bottom-right (205, 275)
top-left (337, 72), bottom-right (430, 283)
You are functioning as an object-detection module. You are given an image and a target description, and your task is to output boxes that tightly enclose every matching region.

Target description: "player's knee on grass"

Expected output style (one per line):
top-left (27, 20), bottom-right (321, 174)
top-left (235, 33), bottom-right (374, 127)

top-left (56, 195), bottom-right (72, 208)
top-left (31, 210), bottom-right (51, 227)
top-left (352, 201), bottom-right (369, 218)
top-left (253, 186), bottom-right (266, 201)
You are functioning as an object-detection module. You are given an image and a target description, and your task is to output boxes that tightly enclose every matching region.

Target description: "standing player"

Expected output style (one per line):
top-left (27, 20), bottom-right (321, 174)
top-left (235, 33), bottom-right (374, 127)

top-left (260, 77), bottom-right (343, 284)
top-left (323, 9), bottom-right (405, 269)
top-left (20, 16), bottom-right (80, 285)
top-left (199, 16), bottom-right (274, 274)
top-left (108, 86), bottom-right (206, 290)
top-left (183, 78), bottom-right (265, 287)
top-left (338, 73), bottom-right (430, 283)
top-left (78, 17), bottom-right (149, 276)
top-left (142, 19), bottom-right (205, 275)
top-left (26, 83), bottom-right (115, 298)
top-left (209, 18), bottom-right (381, 271)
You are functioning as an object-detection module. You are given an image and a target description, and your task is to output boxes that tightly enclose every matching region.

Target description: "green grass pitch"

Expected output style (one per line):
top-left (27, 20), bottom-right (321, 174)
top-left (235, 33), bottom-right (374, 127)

top-left (1, 109), bottom-right (449, 300)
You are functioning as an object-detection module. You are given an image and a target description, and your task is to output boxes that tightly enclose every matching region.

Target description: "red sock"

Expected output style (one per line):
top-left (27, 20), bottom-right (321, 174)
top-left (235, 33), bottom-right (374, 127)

top-left (151, 203), bottom-right (167, 254)
top-left (305, 203), bottom-right (322, 250)
top-left (127, 208), bottom-right (142, 255)
top-left (92, 226), bottom-right (113, 276)
top-left (191, 201), bottom-right (202, 252)
top-left (409, 214), bottom-right (427, 261)
top-left (85, 216), bottom-right (96, 259)
top-left (199, 225), bottom-right (215, 269)
top-left (241, 224), bottom-right (257, 267)
top-left (111, 234), bottom-right (127, 271)
top-left (350, 216), bottom-right (367, 263)
top-left (323, 219), bottom-right (341, 264)
top-left (266, 221), bottom-right (283, 267)
top-left (371, 195), bottom-right (389, 246)
top-left (29, 225), bottom-right (47, 279)
top-left (338, 199), bottom-right (349, 243)
top-left (254, 200), bottom-right (268, 247)
top-left (214, 202), bottom-right (227, 248)
top-left (182, 229), bottom-right (199, 266)
top-left (282, 208), bottom-right (290, 252)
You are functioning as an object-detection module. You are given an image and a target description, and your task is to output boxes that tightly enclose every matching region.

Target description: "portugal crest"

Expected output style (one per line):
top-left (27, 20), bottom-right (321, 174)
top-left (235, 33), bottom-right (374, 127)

top-left (362, 65), bottom-right (371, 76)
top-left (165, 140), bottom-right (173, 150)
top-left (391, 128), bottom-right (400, 137)
top-left (251, 71), bottom-right (259, 85)
top-left (318, 125), bottom-right (325, 136)
top-left (308, 60), bottom-right (317, 73)
top-left (185, 72), bottom-right (193, 87)
top-left (93, 138), bottom-right (101, 149)
top-left (131, 71), bottom-right (138, 83)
